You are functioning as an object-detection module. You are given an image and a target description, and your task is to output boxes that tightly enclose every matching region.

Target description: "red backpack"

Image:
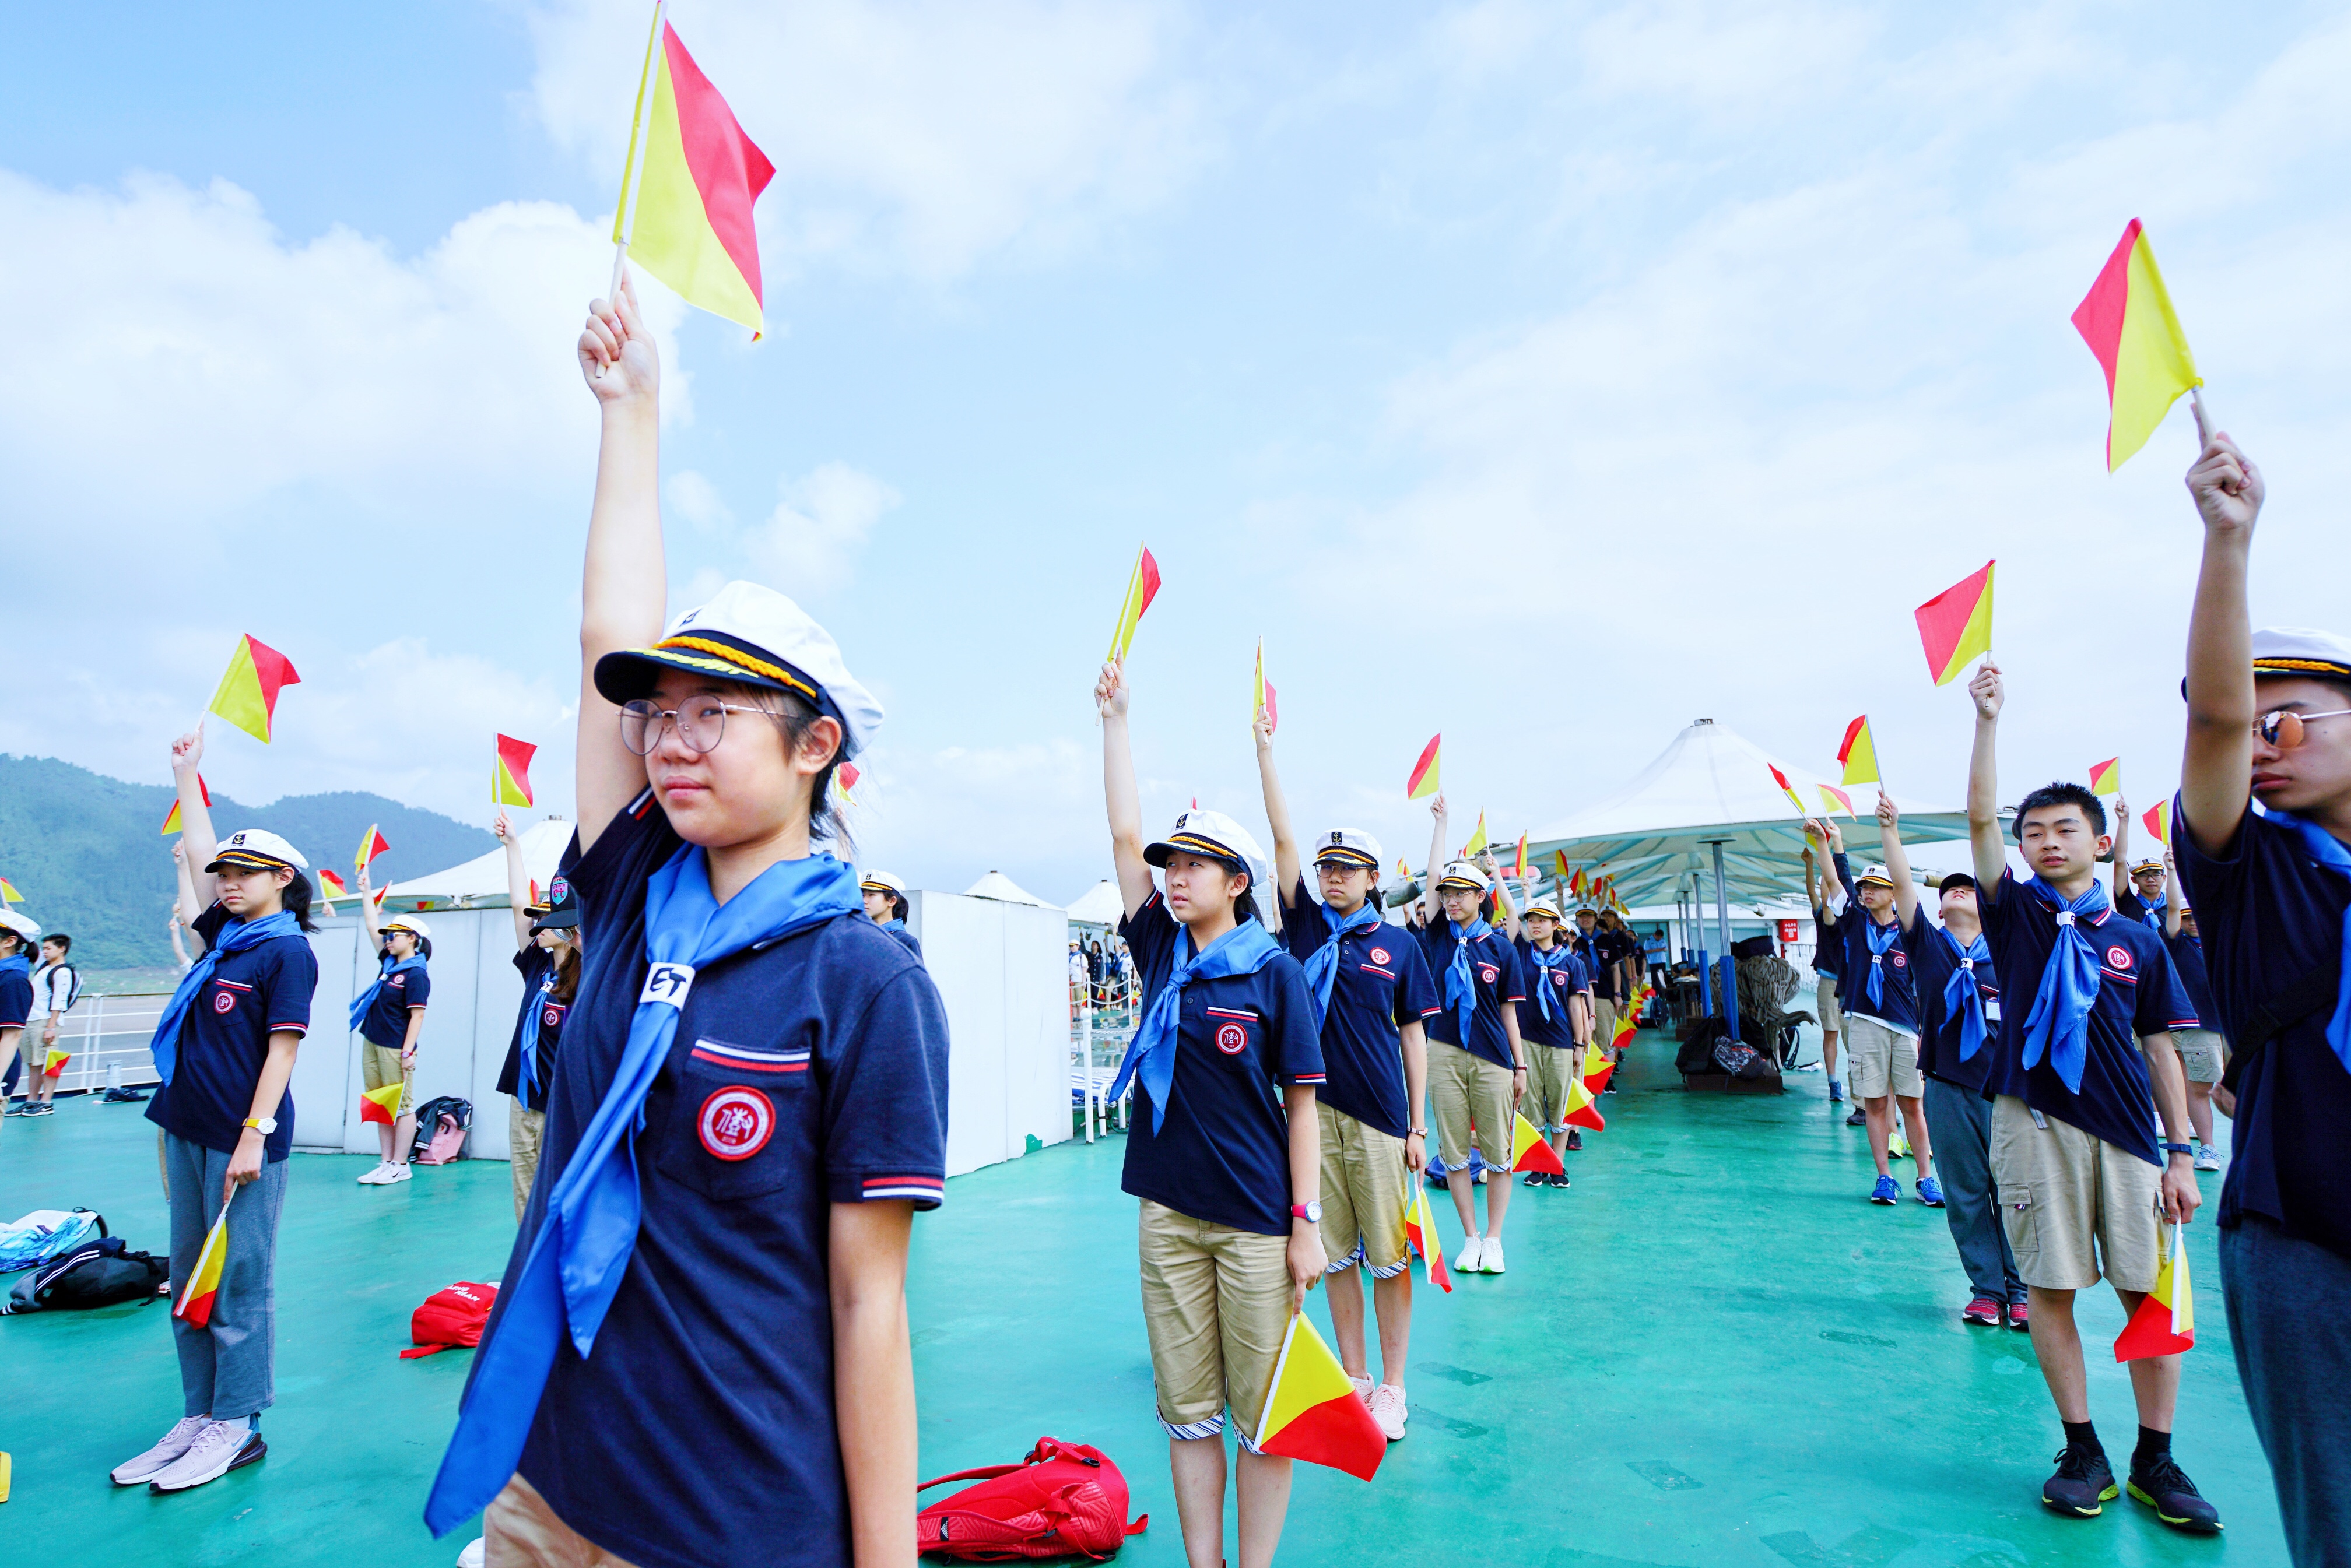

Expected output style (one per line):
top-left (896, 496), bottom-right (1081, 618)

top-left (399, 1281), bottom-right (499, 1359)
top-left (917, 1437), bottom-right (1147, 1560)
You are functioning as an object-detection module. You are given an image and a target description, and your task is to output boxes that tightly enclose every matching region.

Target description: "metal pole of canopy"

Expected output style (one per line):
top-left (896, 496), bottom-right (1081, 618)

top-left (1712, 840), bottom-right (1739, 1042)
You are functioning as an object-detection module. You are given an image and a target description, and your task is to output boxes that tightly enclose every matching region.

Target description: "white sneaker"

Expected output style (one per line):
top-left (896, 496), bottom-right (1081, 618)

top-left (456, 1539), bottom-right (487, 1568)
top-left (111, 1415), bottom-right (212, 1485)
top-left (1369, 1383), bottom-right (1408, 1441)
top-left (1349, 1372), bottom-right (1373, 1404)
top-left (1479, 1237), bottom-right (1506, 1274)
top-left (1454, 1235), bottom-right (1482, 1273)
top-left (358, 1161), bottom-right (392, 1184)
top-left (384, 1163), bottom-right (413, 1183)
top-left (146, 1419), bottom-right (265, 1492)
top-left (2194, 1144), bottom-right (2223, 1172)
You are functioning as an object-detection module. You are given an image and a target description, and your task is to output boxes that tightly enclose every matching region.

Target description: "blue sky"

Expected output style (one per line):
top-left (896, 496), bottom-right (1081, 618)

top-left (7, 1), bottom-right (2349, 903)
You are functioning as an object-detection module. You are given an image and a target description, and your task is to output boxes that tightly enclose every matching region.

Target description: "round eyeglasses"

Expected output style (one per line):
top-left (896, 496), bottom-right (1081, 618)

top-left (618, 697), bottom-right (773, 757)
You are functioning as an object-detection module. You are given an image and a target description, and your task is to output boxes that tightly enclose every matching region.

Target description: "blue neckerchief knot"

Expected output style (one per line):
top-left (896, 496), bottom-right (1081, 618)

top-left (1525, 941), bottom-right (1575, 1022)
top-left (1445, 917), bottom-right (1493, 1042)
top-left (349, 954), bottom-right (429, 1032)
top-left (1302, 898), bottom-right (1383, 1028)
top-left (1937, 925), bottom-right (1994, 1061)
top-left (2139, 893), bottom-right (2166, 933)
top-left (424, 845), bottom-right (861, 1538)
top-left (147, 909), bottom-right (301, 1085)
top-left (1861, 913), bottom-right (1900, 1010)
top-left (1108, 917), bottom-right (1282, 1133)
top-left (2258, 807), bottom-right (2351, 1075)
top-left (2020, 874), bottom-right (2110, 1093)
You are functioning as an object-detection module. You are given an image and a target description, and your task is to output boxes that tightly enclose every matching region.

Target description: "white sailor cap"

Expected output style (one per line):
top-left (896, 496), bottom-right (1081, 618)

top-left (383, 913), bottom-right (433, 941)
top-left (1855, 863), bottom-right (1896, 888)
top-left (1311, 828), bottom-right (1385, 870)
top-left (1145, 810), bottom-right (1265, 873)
top-left (1522, 899), bottom-right (1564, 922)
top-left (206, 828), bottom-right (309, 874)
top-left (0, 909), bottom-right (40, 943)
top-left (2252, 627), bottom-right (2351, 684)
top-left (1434, 860), bottom-right (1490, 892)
top-left (859, 869), bottom-right (908, 896)
top-left (592, 579), bottom-right (885, 760)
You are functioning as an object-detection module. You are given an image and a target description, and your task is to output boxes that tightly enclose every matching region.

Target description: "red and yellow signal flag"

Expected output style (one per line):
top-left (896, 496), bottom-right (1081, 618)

top-left (613, 13), bottom-right (775, 337)
top-left (356, 825), bottom-right (390, 877)
top-left (1818, 783), bottom-right (1855, 818)
top-left (1512, 834), bottom-right (1529, 880)
top-left (1767, 763), bottom-right (1809, 818)
top-left (1509, 1112), bottom-right (1564, 1175)
top-left (837, 760), bottom-right (860, 806)
top-left (1461, 811), bottom-right (1489, 859)
top-left (493, 735), bottom-right (537, 808)
top-left (1915, 561), bottom-right (1995, 687)
top-left (1838, 716), bottom-right (1880, 786)
top-left (0, 878), bottom-right (22, 904)
top-left (1253, 641), bottom-right (1278, 732)
top-left (208, 635), bottom-right (300, 744)
top-left (2114, 1224), bottom-right (2195, 1361)
top-left (160, 774), bottom-right (212, 835)
top-left (1564, 1074), bottom-right (1608, 1131)
top-left (1106, 544), bottom-right (1162, 664)
top-left (360, 1082), bottom-right (405, 1126)
top-left (173, 1201), bottom-right (231, 1329)
top-left (317, 868), bottom-right (346, 911)
top-left (2143, 798), bottom-right (2172, 846)
top-left (43, 1049), bottom-right (70, 1078)
top-left (1252, 1313), bottom-right (1388, 1480)
top-left (1403, 1186), bottom-right (1452, 1294)
top-left (2089, 757), bottom-right (2122, 796)
top-left (1582, 1044), bottom-right (1615, 1095)
top-left (1406, 733), bottom-right (1441, 800)
top-left (2073, 219), bottom-right (2202, 472)
top-left (1612, 1011), bottom-right (1637, 1050)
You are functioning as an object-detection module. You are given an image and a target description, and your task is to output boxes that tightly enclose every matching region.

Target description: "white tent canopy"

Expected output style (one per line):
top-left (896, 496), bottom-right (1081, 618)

top-left (369, 819), bottom-right (573, 908)
top-left (1064, 880), bottom-right (1126, 926)
top-left (964, 870), bottom-right (1057, 908)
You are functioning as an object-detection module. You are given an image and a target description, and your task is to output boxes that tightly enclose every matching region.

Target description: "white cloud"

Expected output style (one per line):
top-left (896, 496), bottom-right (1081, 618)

top-left (746, 463), bottom-right (902, 595)
top-left (524, 0), bottom-right (1208, 281)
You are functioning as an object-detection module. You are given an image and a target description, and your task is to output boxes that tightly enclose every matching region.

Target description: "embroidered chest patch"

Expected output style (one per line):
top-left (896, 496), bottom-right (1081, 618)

top-left (2106, 945), bottom-right (2134, 971)
top-left (697, 1087), bottom-right (776, 1161)
top-left (1369, 947), bottom-right (1391, 965)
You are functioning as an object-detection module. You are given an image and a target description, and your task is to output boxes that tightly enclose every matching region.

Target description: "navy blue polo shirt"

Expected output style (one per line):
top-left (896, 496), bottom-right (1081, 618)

top-left (879, 920), bottom-right (923, 960)
top-left (1414, 919), bottom-right (1525, 1070)
top-left (146, 902), bottom-right (314, 1161)
top-left (1570, 927), bottom-right (1609, 999)
top-left (1812, 852), bottom-right (1851, 978)
top-left (2174, 801), bottom-right (2351, 1261)
top-left (1980, 870), bottom-right (2198, 1166)
top-left (0, 963), bottom-right (29, 1031)
top-left (2165, 930), bottom-right (2216, 1026)
top-left (495, 947), bottom-right (569, 1114)
top-left (1514, 937), bottom-right (1589, 1049)
top-left (498, 793), bottom-right (952, 1568)
top-left (358, 954), bottom-right (430, 1048)
top-left (1898, 903), bottom-right (1998, 1092)
top-left (1277, 879), bottom-right (1439, 1140)
top-left (1120, 894), bottom-right (1323, 1234)
top-left (1830, 898), bottom-right (1920, 1033)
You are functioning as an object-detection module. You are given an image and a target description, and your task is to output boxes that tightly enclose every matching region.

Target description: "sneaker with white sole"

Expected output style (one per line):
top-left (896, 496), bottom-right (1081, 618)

top-left (358, 1161), bottom-right (392, 1184)
top-left (381, 1163), bottom-right (413, 1184)
top-left (146, 1419), bottom-right (266, 1492)
top-left (1349, 1372), bottom-right (1373, 1404)
top-left (1455, 1235), bottom-right (1483, 1274)
top-left (111, 1415), bottom-right (213, 1486)
top-left (456, 1541), bottom-right (488, 1568)
top-left (1369, 1383), bottom-right (1408, 1441)
top-left (2192, 1145), bottom-right (2222, 1172)
top-left (1479, 1238), bottom-right (1505, 1274)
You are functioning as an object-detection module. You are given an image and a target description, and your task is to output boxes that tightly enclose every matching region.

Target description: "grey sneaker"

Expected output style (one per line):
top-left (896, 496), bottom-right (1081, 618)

top-left (147, 1420), bottom-right (265, 1492)
top-left (111, 1415), bottom-right (212, 1485)
top-left (2193, 1145), bottom-right (2222, 1172)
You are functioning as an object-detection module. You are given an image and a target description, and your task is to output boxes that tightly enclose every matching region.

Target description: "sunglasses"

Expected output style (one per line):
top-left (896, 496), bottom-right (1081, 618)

top-left (2255, 708), bottom-right (2351, 748)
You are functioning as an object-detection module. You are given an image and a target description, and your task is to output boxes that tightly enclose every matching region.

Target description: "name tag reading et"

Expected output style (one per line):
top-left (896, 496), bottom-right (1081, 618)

top-left (640, 963), bottom-right (696, 1009)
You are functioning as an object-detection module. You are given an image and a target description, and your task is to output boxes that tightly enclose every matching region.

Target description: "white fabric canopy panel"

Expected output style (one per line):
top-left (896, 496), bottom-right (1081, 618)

top-left (363, 818), bottom-right (574, 908)
top-left (964, 870), bottom-right (1058, 908)
top-left (1064, 879), bottom-right (1127, 927)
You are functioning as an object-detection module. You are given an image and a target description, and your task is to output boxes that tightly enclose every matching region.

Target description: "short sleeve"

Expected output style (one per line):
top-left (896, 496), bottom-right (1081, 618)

top-left (0, 975), bottom-right (30, 1029)
top-left (1262, 959), bottom-right (1325, 1087)
top-left (823, 969), bottom-right (952, 1209)
top-left (1394, 937), bottom-right (1441, 1022)
top-left (1499, 941), bottom-right (1527, 1003)
top-left (570, 790), bottom-right (680, 948)
top-left (260, 938), bottom-right (320, 1037)
top-left (194, 902), bottom-right (231, 947)
top-left (1118, 894), bottom-right (1178, 988)
top-left (405, 968), bottom-right (433, 1010)
top-left (2132, 938), bottom-right (2199, 1036)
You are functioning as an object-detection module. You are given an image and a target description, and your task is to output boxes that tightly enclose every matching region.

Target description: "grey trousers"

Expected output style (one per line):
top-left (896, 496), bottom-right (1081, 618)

top-left (164, 1133), bottom-right (289, 1422)
top-left (1922, 1077), bottom-right (2022, 1304)
top-left (2223, 1216), bottom-right (2351, 1568)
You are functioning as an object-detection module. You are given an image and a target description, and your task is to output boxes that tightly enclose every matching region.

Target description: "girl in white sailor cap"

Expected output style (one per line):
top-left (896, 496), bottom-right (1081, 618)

top-left (0, 906), bottom-right (41, 1122)
top-left (110, 725), bottom-right (319, 1495)
top-left (353, 887), bottom-right (433, 1187)
top-left (424, 277), bottom-right (953, 1567)
top-left (1100, 659), bottom-right (1327, 1568)
top-left (1512, 896), bottom-right (1593, 1177)
top-left (859, 869), bottom-right (922, 958)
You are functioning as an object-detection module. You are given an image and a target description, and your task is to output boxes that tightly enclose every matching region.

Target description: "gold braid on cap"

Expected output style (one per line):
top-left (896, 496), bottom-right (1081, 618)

top-left (2254, 656), bottom-right (2351, 677)
top-left (653, 637), bottom-right (820, 702)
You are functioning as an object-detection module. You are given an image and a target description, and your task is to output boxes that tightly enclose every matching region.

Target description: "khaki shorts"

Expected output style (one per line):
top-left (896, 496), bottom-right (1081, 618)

top-left (1524, 1043), bottom-right (1576, 1133)
top-left (1591, 999), bottom-right (1619, 1050)
top-left (1138, 1200), bottom-right (1293, 1444)
top-left (510, 1102), bottom-right (546, 1222)
top-left (486, 1470), bottom-right (644, 1567)
top-left (1428, 1040), bottom-right (1515, 1168)
top-left (1816, 975), bottom-right (1843, 1032)
top-left (1843, 1015), bottom-right (1921, 1099)
top-left (1317, 1101), bottom-right (1410, 1277)
top-left (362, 1042), bottom-right (414, 1116)
top-left (2174, 1028), bottom-right (2227, 1085)
top-left (1991, 1095), bottom-right (2162, 1293)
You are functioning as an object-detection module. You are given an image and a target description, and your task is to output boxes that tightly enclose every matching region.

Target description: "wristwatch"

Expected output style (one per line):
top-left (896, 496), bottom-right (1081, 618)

top-left (1408, 1127), bottom-right (1427, 1137)
top-left (2161, 1141), bottom-right (2194, 1156)
top-left (243, 1115), bottom-right (278, 1136)
top-left (1290, 1200), bottom-right (1323, 1224)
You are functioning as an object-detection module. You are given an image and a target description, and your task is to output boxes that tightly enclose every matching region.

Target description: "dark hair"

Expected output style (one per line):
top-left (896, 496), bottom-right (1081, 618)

top-left (1936, 872), bottom-right (1978, 895)
top-left (43, 933), bottom-right (71, 954)
top-left (552, 940), bottom-right (582, 1006)
top-left (890, 891), bottom-right (911, 923)
top-left (736, 683), bottom-right (852, 853)
top-left (2015, 782), bottom-right (2107, 837)
top-left (279, 869), bottom-right (318, 933)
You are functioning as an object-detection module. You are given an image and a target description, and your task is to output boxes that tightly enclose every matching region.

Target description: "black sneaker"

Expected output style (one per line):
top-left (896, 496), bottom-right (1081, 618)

top-left (1565, 1130), bottom-right (1583, 1151)
top-left (2128, 1455), bottom-right (2222, 1534)
top-left (1522, 1170), bottom-right (1548, 1188)
top-left (1845, 1107), bottom-right (1868, 1127)
top-left (2042, 1446), bottom-right (2118, 1519)
top-left (1548, 1171), bottom-right (1570, 1189)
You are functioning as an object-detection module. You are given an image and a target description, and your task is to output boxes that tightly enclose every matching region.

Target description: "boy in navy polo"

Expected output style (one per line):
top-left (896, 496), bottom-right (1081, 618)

top-left (1875, 796), bottom-right (2019, 1326)
top-left (1803, 828), bottom-right (1855, 1112)
top-left (0, 910), bottom-right (37, 1125)
top-left (2153, 885), bottom-right (2227, 1170)
top-left (2173, 414), bottom-right (2351, 1564)
top-left (1503, 893), bottom-right (1589, 1176)
top-left (1815, 827), bottom-right (1941, 1207)
top-left (1967, 663), bottom-right (2217, 1531)
top-left (355, 891), bottom-right (432, 1186)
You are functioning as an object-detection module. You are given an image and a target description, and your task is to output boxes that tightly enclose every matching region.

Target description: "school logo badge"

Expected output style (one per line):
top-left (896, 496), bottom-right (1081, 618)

top-left (1889, 952), bottom-right (1907, 969)
top-left (1216, 1022), bottom-right (1248, 1054)
top-left (390, 973), bottom-right (405, 987)
top-left (542, 1005), bottom-right (564, 1030)
top-left (1479, 964), bottom-right (1499, 984)
top-left (697, 1087), bottom-right (776, 1161)
top-left (212, 989), bottom-right (236, 1014)
top-left (2106, 945), bottom-right (2133, 970)
top-left (1370, 947), bottom-right (1390, 965)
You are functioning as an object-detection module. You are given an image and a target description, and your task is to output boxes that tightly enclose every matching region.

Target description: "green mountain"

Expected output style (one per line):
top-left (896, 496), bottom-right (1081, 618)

top-left (0, 755), bottom-right (496, 973)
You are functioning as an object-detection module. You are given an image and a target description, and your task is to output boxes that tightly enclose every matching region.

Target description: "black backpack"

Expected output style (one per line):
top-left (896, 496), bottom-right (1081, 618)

top-left (4, 1235), bottom-right (170, 1314)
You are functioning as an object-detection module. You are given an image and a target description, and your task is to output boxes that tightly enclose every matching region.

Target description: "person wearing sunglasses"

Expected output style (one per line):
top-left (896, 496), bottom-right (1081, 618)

top-left (423, 277), bottom-right (950, 1568)
top-left (2173, 413), bottom-right (2351, 1566)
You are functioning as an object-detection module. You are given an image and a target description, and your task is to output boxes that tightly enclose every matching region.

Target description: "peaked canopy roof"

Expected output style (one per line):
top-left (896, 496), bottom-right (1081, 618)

top-left (374, 818), bottom-right (574, 907)
top-left (964, 870), bottom-right (1057, 908)
top-left (1524, 719), bottom-right (1981, 910)
top-left (1064, 879), bottom-right (1127, 926)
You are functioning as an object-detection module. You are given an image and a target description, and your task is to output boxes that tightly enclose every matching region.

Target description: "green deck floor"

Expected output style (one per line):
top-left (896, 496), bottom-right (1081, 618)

top-left (2, 1040), bottom-right (2285, 1565)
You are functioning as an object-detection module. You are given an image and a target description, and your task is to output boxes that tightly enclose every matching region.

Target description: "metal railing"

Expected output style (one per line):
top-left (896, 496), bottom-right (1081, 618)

top-left (13, 992), bottom-right (169, 1098)
top-left (1071, 976), bottom-right (1139, 1141)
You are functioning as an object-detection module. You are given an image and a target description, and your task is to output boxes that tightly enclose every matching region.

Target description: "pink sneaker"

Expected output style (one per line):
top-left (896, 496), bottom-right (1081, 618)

top-left (1369, 1384), bottom-right (1408, 1441)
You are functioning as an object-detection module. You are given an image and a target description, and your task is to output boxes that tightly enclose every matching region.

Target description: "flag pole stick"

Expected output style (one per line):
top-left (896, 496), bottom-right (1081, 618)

top-left (596, 0), bottom-right (667, 379)
top-left (2189, 385), bottom-right (2215, 445)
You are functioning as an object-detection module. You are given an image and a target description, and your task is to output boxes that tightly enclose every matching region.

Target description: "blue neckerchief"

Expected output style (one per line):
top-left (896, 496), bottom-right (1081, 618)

top-left (522, 968), bottom-right (560, 1105)
top-left (1861, 913), bottom-right (1900, 1010)
top-left (2138, 892), bottom-right (2167, 932)
top-left (1302, 898), bottom-right (1383, 1028)
top-left (2257, 807), bottom-right (2351, 1075)
top-left (1444, 917), bottom-right (1494, 1042)
top-left (349, 954), bottom-right (428, 1032)
top-left (882, 918), bottom-right (907, 934)
top-left (2019, 874), bottom-right (2110, 1093)
top-left (147, 909), bottom-right (301, 1084)
top-left (1525, 941), bottom-right (1575, 1022)
top-left (1108, 917), bottom-right (1282, 1133)
top-left (1936, 924), bottom-right (1994, 1061)
top-left (425, 846), bottom-right (861, 1537)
